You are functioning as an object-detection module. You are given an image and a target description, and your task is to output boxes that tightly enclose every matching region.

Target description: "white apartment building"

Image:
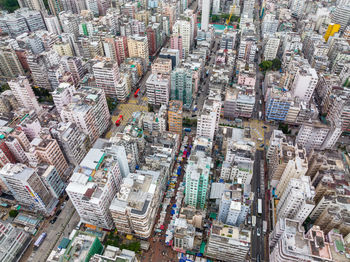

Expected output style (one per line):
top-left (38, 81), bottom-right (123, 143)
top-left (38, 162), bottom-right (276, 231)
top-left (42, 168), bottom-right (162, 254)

top-left (218, 184), bottom-right (250, 227)
top-left (52, 82), bottom-right (76, 114)
top-left (212, 0), bottom-right (220, 14)
top-left (173, 20), bottom-right (191, 57)
top-left (142, 105), bottom-right (167, 134)
top-left (146, 73), bottom-right (170, 106)
top-left (93, 61), bottom-right (123, 99)
top-left (50, 122), bottom-right (90, 166)
top-left (5, 137), bottom-right (28, 163)
top-left (296, 120), bottom-right (342, 152)
top-left (197, 100), bottom-right (221, 141)
top-left (206, 222), bottom-right (251, 262)
top-left (275, 145), bottom-right (308, 197)
top-left (264, 38), bottom-right (280, 61)
top-left (331, 5), bottom-right (350, 31)
top-left (66, 147), bottom-right (129, 229)
top-left (109, 170), bottom-right (162, 239)
top-left (276, 176), bottom-right (315, 224)
top-left (289, 0), bottom-right (305, 18)
top-left (267, 130), bottom-right (287, 160)
top-left (261, 14), bottom-right (279, 38)
top-left (0, 163), bottom-right (58, 215)
top-left (291, 65), bottom-right (318, 102)
top-left (201, 0), bottom-right (210, 31)
top-left (0, 222), bottom-right (31, 262)
top-left (60, 87), bottom-right (110, 144)
top-left (270, 219), bottom-right (335, 262)
top-left (44, 15), bottom-right (61, 35)
top-left (8, 76), bottom-right (41, 113)
top-left (173, 218), bottom-right (195, 252)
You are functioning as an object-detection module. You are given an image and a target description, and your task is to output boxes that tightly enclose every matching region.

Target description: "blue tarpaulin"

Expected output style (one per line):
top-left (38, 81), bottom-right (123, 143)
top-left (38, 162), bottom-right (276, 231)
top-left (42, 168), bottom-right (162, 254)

top-left (171, 210), bottom-right (175, 215)
top-left (173, 204), bottom-right (176, 208)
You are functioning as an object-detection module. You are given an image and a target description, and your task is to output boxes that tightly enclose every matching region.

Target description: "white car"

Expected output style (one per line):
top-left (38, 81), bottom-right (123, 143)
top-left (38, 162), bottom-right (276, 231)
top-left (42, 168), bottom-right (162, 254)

top-left (257, 228), bottom-right (261, 236)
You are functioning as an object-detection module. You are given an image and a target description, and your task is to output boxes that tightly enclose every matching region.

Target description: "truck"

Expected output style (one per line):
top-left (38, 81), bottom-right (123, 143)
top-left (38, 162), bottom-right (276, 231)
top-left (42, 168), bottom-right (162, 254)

top-left (34, 232), bottom-right (47, 249)
top-left (193, 105), bottom-right (197, 112)
top-left (258, 199), bottom-right (262, 215)
top-left (252, 215), bottom-right (256, 227)
top-left (263, 220), bottom-right (267, 233)
top-left (258, 111), bottom-right (262, 119)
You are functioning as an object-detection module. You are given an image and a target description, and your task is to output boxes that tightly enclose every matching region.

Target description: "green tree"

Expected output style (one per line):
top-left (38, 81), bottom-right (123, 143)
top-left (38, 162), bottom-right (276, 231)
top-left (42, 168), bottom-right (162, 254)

top-left (32, 87), bottom-right (53, 103)
top-left (211, 15), bottom-right (220, 23)
top-left (259, 60), bottom-right (273, 71)
top-left (0, 0), bottom-right (19, 12)
top-left (0, 83), bottom-right (10, 93)
top-left (106, 97), bottom-right (117, 113)
top-left (9, 210), bottom-right (18, 217)
top-left (272, 58), bottom-right (282, 71)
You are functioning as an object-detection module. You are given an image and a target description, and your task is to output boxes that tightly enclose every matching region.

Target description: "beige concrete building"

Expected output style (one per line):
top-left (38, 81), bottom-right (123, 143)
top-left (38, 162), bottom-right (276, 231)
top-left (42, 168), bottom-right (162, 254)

top-left (60, 86), bottom-right (110, 144)
top-left (151, 58), bottom-right (172, 75)
top-left (31, 136), bottom-right (69, 179)
top-left (168, 100), bottom-right (183, 134)
top-left (53, 42), bottom-right (74, 56)
top-left (109, 170), bottom-right (162, 238)
top-left (127, 35), bottom-right (149, 65)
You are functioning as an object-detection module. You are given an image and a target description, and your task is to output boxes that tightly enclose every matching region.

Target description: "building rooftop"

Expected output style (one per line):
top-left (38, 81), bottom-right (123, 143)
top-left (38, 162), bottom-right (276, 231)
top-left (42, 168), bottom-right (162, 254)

top-left (110, 170), bottom-right (160, 215)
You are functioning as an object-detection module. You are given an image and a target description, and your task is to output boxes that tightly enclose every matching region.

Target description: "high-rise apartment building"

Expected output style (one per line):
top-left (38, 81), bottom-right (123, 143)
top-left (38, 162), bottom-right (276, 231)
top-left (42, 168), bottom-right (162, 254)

top-left (276, 176), bottom-right (315, 224)
top-left (146, 73), bottom-right (170, 106)
top-left (261, 14), bottom-right (279, 38)
top-left (170, 68), bottom-right (193, 109)
top-left (264, 38), bottom-right (280, 61)
top-left (0, 46), bottom-right (25, 82)
top-left (296, 120), bottom-right (342, 152)
top-left (173, 20), bottom-right (191, 58)
top-left (109, 170), bottom-right (162, 238)
top-left (17, 0), bottom-right (45, 11)
top-left (0, 163), bottom-right (58, 215)
top-left (168, 100), bottom-right (183, 134)
top-left (52, 82), bottom-right (76, 114)
top-left (93, 61), bottom-right (129, 101)
top-left (205, 222), bottom-right (251, 262)
top-left (151, 58), bottom-right (172, 75)
top-left (185, 153), bottom-right (211, 209)
top-left (67, 147), bottom-right (129, 229)
top-left (218, 184), bottom-right (250, 226)
top-left (197, 100), bottom-right (221, 141)
top-left (270, 219), bottom-right (336, 261)
top-left (36, 164), bottom-right (65, 199)
top-left (331, 5), bottom-right (350, 31)
top-left (127, 35), bottom-right (149, 65)
top-left (31, 136), bottom-right (69, 179)
top-left (275, 145), bottom-right (308, 197)
top-left (170, 34), bottom-right (183, 59)
top-left (8, 76), bottom-right (41, 114)
top-left (291, 65), bottom-right (318, 103)
top-left (289, 0), bottom-right (305, 18)
top-left (60, 87), bottom-right (110, 144)
top-left (201, 0), bottom-right (210, 31)
top-left (0, 221), bottom-right (31, 262)
top-left (50, 122), bottom-right (90, 166)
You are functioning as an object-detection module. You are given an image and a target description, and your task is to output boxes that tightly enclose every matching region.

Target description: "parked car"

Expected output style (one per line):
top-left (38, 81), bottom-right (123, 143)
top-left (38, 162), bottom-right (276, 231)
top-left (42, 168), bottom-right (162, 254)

top-left (55, 210), bottom-right (62, 216)
top-left (50, 217), bottom-right (58, 224)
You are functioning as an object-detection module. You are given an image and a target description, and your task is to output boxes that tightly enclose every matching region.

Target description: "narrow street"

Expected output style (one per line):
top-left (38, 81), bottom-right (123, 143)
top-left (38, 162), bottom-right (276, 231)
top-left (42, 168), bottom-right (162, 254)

top-left (142, 136), bottom-right (193, 262)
